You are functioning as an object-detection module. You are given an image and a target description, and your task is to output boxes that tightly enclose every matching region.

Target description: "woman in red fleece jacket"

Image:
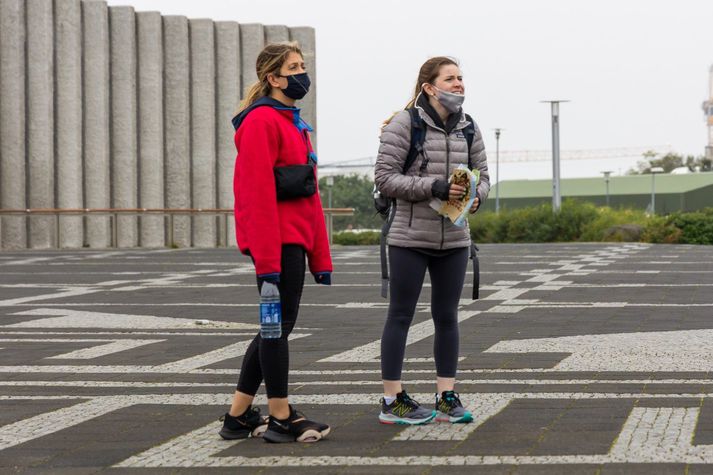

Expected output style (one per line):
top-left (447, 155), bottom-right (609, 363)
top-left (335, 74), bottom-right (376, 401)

top-left (219, 42), bottom-right (332, 444)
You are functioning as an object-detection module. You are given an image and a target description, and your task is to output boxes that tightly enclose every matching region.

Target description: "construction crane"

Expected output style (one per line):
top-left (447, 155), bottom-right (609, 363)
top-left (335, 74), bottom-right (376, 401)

top-left (321, 145), bottom-right (674, 170)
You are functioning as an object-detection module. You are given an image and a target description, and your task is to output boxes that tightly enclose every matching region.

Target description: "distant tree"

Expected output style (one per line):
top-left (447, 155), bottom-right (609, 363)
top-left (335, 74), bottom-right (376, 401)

top-left (691, 155), bottom-right (713, 172)
top-left (628, 151), bottom-right (711, 174)
top-left (319, 174), bottom-right (382, 231)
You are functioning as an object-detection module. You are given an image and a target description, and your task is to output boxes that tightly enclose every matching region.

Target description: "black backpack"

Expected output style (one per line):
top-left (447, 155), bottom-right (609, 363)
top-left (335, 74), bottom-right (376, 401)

top-left (375, 108), bottom-right (480, 299)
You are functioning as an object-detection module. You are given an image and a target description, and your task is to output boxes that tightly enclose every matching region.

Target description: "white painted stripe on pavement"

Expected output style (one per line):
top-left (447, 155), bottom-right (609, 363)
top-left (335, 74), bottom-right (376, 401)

top-left (153, 333), bottom-right (309, 372)
top-left (0, 288), bottom-right (99, 307)
top-left (0, 257), bottom-right (56, 266)
top-left (0, 331), bottom-right (257, 337)
top-left (486, 328), bottom-right (713, 372)
top-left (2, 392), bottom-right (711, 405)
top-left (115, 420), bottom-right (245, 468)
top-left (5, 378), bottom-right (713, 388)
top-left (319, 311), bottom-right (479, 363)
top-left (525, 274), bottom-right (562, 283)
top-left (0, 398), bottom-right (129, 451)
top-left (47, 339), bottom-right (164, 360)
top-left (482, 289), bottom-right (530, 301)
top-left (0, 381), bottom-right (231, 388)
top-left (7, 308), bottom-right (259, 330)
top-left (609, 407), bottom-right (713, 462)
top-left (6, 363), bottom-right (713, 376)
top-left (286, 378), bottom-right (713, 386)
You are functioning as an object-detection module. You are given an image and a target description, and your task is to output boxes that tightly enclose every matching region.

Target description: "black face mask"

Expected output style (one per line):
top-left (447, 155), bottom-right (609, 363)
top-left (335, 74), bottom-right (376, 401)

top-left (279, 72), bottom-right (311, 100)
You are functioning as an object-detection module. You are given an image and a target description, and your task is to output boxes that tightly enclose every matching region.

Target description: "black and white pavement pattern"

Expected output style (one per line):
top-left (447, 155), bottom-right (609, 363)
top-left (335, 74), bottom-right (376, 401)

top-left (1, 243), bottom-right (713, 474)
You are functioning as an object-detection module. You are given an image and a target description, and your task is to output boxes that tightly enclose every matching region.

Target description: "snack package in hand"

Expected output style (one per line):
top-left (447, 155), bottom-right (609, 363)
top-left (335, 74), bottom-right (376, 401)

top-left (429, 165), bottom-right (480, 227)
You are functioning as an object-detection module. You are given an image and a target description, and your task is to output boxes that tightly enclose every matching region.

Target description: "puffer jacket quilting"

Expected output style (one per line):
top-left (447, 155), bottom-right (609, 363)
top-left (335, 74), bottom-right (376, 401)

top-left (374, 104), bottom-right (490, 250)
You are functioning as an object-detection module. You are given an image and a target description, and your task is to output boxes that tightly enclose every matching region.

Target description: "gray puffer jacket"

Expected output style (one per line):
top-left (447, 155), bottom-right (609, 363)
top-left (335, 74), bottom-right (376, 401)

top-left (374, 102), bottom-right (490, 250)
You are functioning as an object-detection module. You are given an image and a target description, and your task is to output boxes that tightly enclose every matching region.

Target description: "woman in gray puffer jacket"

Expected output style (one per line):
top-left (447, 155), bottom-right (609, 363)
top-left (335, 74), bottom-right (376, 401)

top-left (374, 56), bottom-right (490, 426)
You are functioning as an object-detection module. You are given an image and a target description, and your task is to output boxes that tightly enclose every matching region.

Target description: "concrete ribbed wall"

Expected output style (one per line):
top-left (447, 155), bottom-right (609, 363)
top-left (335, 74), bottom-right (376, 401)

top-left (163, 15), bottom-right (191, 248)
top-left (110, 6), bottom-right (138, 248)
top-left (137, 11), bottom-right (164, 248)
top-left (240, 24), bottom-right (264, 98)
top-left (215, 21), bottom-right (241, 248)
top-left (190, 19), bottom-right (217, 248)
top-left (0, 0), bottom-right (27, 249)
top-left (0, 0), bottom-right (316, 249)
top-left (26, 0), bottom-right (55, 248)
top-left (55, 0), bottom-right (84, 248)
top-left (83, 0), bottom-right (111, 248)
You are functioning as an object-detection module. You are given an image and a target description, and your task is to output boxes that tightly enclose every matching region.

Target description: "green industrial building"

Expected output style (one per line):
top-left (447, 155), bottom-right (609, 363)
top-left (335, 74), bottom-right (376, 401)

top-left (482, 172), bottom-right (713, 214)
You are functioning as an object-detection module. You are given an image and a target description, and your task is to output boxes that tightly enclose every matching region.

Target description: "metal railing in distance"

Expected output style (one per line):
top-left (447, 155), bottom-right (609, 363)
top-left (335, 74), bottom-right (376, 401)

top-left (0, 208), bottom-right (354, 248)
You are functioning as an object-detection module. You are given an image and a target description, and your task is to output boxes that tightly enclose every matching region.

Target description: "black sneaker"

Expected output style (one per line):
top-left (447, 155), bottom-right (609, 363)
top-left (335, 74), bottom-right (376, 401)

top-left (218, 406), bottom-right (268, 440)
top-left (262, 405), bottom-right (330, 443)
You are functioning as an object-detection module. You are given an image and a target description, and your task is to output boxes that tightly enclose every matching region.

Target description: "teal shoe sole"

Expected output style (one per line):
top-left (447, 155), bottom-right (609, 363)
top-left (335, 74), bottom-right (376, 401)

top-left (436, 410), bottom-right (473, 423)
top-left (379, 410), bottom-right (436, 425)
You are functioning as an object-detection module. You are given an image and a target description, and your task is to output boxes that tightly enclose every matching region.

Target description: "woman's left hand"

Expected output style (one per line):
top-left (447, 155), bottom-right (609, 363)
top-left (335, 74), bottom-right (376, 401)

top-left (469, 196), bottom-right (480, 214)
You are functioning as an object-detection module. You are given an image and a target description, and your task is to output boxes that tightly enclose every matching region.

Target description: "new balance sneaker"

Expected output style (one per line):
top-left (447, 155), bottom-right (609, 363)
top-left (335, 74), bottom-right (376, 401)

top-left (379, 390), bottom-right (436, 425)
top-left (218, 406), bottom-right (269, 440)
top-left (262, 405), bottom-right (330, 443)
top-left (435, 390), bottom-right (473, 423)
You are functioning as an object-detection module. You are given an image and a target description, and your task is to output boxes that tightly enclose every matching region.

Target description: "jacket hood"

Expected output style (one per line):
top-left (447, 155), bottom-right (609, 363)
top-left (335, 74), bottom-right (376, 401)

top-left (231, 96), bottom-right (299, 131)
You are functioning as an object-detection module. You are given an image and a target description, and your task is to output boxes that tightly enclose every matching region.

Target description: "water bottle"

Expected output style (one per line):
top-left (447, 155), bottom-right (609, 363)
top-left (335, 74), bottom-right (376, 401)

top-left (259, 282), bottom-right (282, 339)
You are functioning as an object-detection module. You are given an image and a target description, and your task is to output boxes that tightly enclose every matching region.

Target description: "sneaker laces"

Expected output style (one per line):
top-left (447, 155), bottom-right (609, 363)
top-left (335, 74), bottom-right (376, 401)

top-left (440, 391), bottom-right (463, 409)
top-left (397, 391), bottom-right (420, 410)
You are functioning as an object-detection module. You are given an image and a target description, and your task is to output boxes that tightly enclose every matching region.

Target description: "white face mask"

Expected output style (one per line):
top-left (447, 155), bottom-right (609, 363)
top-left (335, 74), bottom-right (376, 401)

top-left (432, 86), bottom-right (465, 114)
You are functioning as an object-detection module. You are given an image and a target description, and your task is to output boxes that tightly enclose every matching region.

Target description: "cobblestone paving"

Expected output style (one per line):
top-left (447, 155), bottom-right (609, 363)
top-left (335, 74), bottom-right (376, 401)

top-left (1, 243), bottom-right (713, 473)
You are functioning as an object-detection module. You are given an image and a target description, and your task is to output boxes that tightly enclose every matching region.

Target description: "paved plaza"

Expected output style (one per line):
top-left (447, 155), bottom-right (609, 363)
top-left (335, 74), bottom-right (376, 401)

top-left (1, 243), bottom-right (713, 473)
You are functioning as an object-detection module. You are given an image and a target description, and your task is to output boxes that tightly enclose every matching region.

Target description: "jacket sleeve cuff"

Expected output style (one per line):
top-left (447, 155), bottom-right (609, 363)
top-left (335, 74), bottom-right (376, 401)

top-left (313, 272), bottom-right (332, 285)
top-left (257, 273), bottom-right (280, 284)
top-left (431, 179), bottom-right (450, 200)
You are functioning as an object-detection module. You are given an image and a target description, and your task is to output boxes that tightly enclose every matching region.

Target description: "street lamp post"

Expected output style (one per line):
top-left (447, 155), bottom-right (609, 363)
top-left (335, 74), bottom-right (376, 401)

top-left (601, 171), bottom-right (613, 207)
top-left (650, 167), bottom-right (664, 215)
top-left (326, 175), bottom-right (334, 243)
top-left (494, 128), bottom-right (503, 213)
top-left (326, 176), bottom-right (334, 209)
top-left (541, 100), bottom-right (569, 213)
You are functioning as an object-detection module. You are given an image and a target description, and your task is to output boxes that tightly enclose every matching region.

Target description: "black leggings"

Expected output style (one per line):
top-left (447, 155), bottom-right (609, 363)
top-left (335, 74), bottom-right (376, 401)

top-left (381, 245), bottom-right (469, 381)
top-left (236, 244), bottom-right (305, 399)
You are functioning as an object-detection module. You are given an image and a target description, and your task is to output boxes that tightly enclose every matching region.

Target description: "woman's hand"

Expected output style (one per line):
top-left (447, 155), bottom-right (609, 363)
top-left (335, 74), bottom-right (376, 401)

top-left (448, 184), bottom-right (467, 201)
top-left (469, 196), bottom-right (480, 214)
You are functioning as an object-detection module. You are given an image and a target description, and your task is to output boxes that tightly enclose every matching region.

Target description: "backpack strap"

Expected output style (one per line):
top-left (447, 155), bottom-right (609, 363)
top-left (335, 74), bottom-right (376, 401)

top-left (379, 203), bottom-right (396, 298)
top-left (464, 113), bottom-right (476, 170)
top-left (470, 242), bottom-right (480, 300)
top-left (464, 114), bottom-right (479, 299)
top-left (405, 108), bottom-right (426, 174)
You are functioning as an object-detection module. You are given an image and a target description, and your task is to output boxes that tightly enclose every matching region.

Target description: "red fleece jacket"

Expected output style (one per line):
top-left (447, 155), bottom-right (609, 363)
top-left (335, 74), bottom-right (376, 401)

top-left (233, 105), bottom-right (332, 279)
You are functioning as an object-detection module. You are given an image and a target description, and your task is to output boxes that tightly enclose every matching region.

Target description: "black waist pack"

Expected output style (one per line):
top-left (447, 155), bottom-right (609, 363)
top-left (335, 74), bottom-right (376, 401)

top-left (274, 164), bottom-right (316, 201)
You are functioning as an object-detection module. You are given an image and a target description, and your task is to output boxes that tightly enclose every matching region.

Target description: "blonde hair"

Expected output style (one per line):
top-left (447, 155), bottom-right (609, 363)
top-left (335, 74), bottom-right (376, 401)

top-left (383, 56), bottom-right (459, 126)
top-left (238, 42), bottom-right (304, 112)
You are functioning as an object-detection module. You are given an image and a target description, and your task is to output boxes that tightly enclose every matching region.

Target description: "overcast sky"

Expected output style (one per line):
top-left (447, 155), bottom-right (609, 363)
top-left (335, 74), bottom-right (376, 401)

top-left (108, 0), bottom-right (713, 179)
